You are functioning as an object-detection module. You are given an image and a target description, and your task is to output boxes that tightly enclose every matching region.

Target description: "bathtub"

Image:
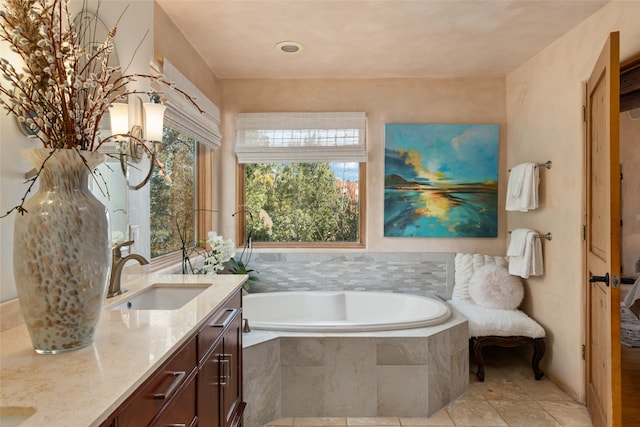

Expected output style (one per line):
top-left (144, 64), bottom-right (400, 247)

top-left (242, 290), bottom-right (451, 332)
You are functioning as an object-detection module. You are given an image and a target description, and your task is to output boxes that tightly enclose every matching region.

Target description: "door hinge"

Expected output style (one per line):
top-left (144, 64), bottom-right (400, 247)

top-left (582, 344), bottom-right (586, 360)
top-left (582, 105), bottom-right (587, 122)
top-left (582, 224), bottom-right (587, 240)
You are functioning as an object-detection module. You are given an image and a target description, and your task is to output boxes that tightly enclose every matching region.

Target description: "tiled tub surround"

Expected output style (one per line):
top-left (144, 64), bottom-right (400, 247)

top-left (246, 252), bottom-right (455, 299)
top-left (243, 310), bottom-right (469, 427)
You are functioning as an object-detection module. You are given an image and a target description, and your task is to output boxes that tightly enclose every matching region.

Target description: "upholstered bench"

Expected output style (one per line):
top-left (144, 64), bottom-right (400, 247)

top-left (447, 253), bottom-right (546, 382)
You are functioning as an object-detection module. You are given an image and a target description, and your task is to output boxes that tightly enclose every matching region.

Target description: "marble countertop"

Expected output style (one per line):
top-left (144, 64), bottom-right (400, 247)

top-left (0, 273), bottom-right (246, 427)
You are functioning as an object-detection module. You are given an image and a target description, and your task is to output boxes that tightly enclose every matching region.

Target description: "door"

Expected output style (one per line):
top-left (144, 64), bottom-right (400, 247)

top-left (585, 32), bottom-right (622, 427)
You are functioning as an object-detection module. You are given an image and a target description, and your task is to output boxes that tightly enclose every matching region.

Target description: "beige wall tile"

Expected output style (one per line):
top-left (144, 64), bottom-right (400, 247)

top-left (376, 338), bottom-right (427, 365)
top-left (377, 366), bottom-right (428, 417)
top-left (281, 337), bottom-right (325, 366)
top-left (324, 338), bottom-right (377, 416)
top-left (282, 367), bottom-right (325, 417)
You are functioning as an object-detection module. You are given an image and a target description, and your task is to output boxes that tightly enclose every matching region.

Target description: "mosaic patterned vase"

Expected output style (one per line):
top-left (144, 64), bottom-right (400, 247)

top-left (13, 148), bottom-right (111, 354)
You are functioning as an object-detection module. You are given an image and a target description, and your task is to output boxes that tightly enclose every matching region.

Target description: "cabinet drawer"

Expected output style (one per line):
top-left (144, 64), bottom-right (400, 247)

top-left (151, 371), bottom-right (197, 427)
top-left (198, 290), bottom-right (242, 362)
top-left (117, 336), bottom-right (197, 427)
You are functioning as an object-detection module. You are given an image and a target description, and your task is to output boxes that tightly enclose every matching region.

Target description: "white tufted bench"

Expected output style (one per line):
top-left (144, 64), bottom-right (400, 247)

top-left (447, 253), bottom-right (546, 382)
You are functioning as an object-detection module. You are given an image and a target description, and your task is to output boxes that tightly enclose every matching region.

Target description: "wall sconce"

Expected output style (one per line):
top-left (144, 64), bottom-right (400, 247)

top-left (109, 98), bottom-right (167, 190)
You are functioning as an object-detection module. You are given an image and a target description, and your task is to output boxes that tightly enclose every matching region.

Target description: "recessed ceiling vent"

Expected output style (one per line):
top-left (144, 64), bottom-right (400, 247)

top-left (276, 41), bottom-right (304, 54)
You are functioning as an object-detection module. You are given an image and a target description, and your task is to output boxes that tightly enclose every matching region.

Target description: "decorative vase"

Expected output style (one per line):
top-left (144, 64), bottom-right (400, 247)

top-left (13, 148), bottom-right (112, 354)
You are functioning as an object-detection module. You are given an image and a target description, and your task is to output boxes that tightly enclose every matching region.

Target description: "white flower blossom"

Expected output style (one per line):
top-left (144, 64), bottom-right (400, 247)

top-left (202, 232), bottom-right (236, 274)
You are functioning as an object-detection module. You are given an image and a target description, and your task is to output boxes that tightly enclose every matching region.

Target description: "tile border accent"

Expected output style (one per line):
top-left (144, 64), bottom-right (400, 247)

top-left (247, 252), bottom-right (455, 300)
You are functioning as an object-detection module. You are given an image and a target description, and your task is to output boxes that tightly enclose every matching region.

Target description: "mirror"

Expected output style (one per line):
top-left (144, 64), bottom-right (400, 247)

top-left (74, 10), bottom-right (129, 245)
top-left (91, 162), bottom-right (129, 245)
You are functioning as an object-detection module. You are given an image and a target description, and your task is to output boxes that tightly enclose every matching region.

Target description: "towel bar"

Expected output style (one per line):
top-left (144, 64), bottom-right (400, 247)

top-left (508, 231), bottom-right (553, 241)
top-left (508, 160), bottom-right (552, 172)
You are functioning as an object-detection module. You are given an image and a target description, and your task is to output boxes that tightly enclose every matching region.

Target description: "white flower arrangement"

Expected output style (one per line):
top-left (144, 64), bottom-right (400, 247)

top-left (202, 231), bottom-right (235, 274)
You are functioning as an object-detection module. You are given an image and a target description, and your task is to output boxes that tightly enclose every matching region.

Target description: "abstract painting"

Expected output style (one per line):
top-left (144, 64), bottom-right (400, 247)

top-left (384, 123), bottom-right (499, 238)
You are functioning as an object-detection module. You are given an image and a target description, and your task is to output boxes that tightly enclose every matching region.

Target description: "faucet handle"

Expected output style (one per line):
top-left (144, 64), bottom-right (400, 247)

top-left (113, 240), bottom-right (135, 258)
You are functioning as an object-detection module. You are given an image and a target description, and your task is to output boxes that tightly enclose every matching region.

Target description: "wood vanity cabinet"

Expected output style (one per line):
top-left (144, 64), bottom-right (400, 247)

top-left (197, 290), bottom-right (245, 427)
top-left (100, 287), bottom-right (244, 427)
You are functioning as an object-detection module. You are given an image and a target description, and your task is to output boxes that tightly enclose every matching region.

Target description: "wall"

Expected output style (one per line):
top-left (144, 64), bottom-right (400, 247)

top-left (621, 110), bottom-right (640, 279)
top-left (154, 5), bottom-right (222, 108)
top-left (0, 0), bottom-right (155, 302)
top-left (219, 77), bottom-right (508, 255)
top-left (505, 0), bottom-right (640, 402)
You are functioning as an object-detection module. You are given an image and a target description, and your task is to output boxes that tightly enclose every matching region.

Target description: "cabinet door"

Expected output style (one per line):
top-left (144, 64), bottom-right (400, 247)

top-left (221, 312), bottom-right (243, 427)
top-left (198, 340), bottom-right (222, 426)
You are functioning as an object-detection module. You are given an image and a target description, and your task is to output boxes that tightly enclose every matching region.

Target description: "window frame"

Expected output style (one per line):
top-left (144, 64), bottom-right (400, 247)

top-left (235, 162), bottom-right (366, 249)
top-left (151, 143), bottom-right (213, 271)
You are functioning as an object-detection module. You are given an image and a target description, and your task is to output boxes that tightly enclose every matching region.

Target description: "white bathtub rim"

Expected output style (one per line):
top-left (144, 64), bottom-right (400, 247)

top-left (242, 307), bottom-right (468, 349)
top-left (243, 290), bottom-right (452, 333)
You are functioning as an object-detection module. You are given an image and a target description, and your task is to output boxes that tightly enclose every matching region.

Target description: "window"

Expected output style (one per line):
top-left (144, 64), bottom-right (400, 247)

top-left (150, 128), bottom-right (197, 258)
top-left (149, 59), bottom-right (220, 265)
top-left (235, 112), bottom-right (367, 247)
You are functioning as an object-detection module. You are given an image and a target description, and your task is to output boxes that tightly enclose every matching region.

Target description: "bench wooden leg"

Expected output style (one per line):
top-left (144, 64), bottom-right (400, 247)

top-left (471, 337), bottom-right (485, 381)
top-left (532, 338), bottom-right (545, 380)
top-left (471, 336), bottom-right (545, 382)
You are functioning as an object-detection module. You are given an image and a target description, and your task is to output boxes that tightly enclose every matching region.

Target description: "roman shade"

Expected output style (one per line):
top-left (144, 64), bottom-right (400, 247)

top-left (234, 112), bottom-right (367, 163)
top-left (151, 59), bottom-right (221, 149)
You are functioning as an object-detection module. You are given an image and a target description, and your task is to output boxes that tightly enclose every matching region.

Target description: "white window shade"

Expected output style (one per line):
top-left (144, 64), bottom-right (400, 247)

top-left (151, 59), bottom-right (221, 149)
top-left (235, 112), bottom-right (367, 163)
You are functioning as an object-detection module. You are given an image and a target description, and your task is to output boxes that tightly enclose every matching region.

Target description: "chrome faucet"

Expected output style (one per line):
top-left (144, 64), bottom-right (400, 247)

top-left (107, 240), bottom-right (149, 298)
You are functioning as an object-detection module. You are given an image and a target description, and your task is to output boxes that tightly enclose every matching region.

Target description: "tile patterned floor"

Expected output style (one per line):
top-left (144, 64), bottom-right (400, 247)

top-left (263, 348), bottom-right (593, 427)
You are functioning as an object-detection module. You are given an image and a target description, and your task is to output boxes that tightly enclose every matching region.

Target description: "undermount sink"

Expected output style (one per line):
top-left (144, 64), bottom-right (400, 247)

top-left (108, 283), bottom-right (210, 310)
top-left (0, 406), bottom-right (36, 427)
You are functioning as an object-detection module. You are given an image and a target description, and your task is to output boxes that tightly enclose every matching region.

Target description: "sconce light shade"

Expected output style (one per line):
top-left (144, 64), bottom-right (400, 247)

top-left (143, 103), bottom-right (167, 142)
top-left (109, 103), bottom-right (129, 137)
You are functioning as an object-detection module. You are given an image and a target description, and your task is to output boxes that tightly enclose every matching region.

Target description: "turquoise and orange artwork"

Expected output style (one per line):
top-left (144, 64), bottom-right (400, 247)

top-left (384, 124), bottom-right (499, 238)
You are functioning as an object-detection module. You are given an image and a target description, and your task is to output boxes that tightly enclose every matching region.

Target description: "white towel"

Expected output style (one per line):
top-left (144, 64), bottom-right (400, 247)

top-left (507, 228), bottom-right (530, 257)
top-left (506, 162), bottom-right (539, 212)
top-left (508, 230), bottom-right (544, 279)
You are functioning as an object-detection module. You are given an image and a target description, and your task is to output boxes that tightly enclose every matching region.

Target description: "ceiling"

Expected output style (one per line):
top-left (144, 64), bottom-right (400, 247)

top-left (156, 0), bottom-right (608, 79)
